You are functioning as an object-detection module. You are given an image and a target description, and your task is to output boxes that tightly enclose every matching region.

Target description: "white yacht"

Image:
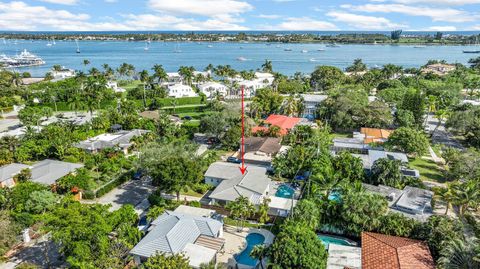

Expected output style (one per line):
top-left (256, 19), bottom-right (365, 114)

top-left (1, 50), bottom-right (46, 67)
top-left (237, 57), bottom-right (247, 61)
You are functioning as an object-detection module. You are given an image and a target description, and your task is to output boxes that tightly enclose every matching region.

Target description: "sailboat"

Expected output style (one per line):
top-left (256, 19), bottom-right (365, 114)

top-left (464, 37), bottom-right (480, 54)
top-left (144, 41), bottom-right (150, 51)
top-left (75, 39), bottom-right (80, 54)
top-left (52, 38), bottom-right (56, 45)
top-left (173, 42), bottom-right (182, 53)
top-left (46, 38), bottom-right (52, 47)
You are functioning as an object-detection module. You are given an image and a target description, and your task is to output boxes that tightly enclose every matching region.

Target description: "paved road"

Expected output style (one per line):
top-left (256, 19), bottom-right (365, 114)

top-left (83, 179), bottom-right (155, 214)
top-left (426, 113), bottom-right (464, 150)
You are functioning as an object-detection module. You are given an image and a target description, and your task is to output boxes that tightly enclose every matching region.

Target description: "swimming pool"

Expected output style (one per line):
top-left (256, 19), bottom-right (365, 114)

top-left (275, 184), bottom-right (295, 198)
top-left (235, 233), bottom-right (266, 266)
top-left (328, 191), bottom-right (341, 202)
top-left (318, 234), bottom-right (357, 250)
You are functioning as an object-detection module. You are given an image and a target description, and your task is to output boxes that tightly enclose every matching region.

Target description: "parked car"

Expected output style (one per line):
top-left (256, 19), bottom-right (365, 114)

top-left (227, 156), bottom-right (241, 164)
top-left (138, 215), bottom-right (149, 232)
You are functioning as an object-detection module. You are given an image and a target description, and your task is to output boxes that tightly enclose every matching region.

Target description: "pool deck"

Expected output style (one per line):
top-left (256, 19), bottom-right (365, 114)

top-left (271, 181), bottom-right (301, 199)
top-left (218, 226), bottom-right (274, 269)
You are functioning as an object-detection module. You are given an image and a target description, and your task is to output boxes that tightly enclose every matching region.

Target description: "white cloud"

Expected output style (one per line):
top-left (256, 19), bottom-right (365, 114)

top-left (341, 3), bottom-right (478, 23)
top-left (272, 0), bottom-right (296, 2)
top-left (147, 0), bottom-right (253, 17)
top-left (327, 11), bottom-right (406, 30)
top-left (0, 1), bottom-right (249, 31)
top-left (257, 14), bottom-right (281, 19)
top-left (371, 0), bottom-right (480, 5)
top-left (39, 0), bottom-right (78, 5)
top-left (425, 26), bottom-right (457, 31)
top-left (260, 17), bottom-right (337, 30)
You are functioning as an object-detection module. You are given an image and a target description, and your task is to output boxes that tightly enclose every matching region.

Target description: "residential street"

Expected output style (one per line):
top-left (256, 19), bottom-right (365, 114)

top-left (426, 113), bottom-right (464, 150)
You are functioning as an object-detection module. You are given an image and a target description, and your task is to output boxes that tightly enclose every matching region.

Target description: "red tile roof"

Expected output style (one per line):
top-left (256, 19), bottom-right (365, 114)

top-left (360, 128), bottom-right (393, 144)
top-left (252, 115), bottom-right (303, 136)
top-left (362, 232), bottom-right (435, 269)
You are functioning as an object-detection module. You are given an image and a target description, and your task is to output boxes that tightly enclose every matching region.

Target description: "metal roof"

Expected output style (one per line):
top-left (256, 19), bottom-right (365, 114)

top-left (0, 163), bottom-right (30, 183)
top-left (30, 159), bottom-right (84, 185)
top-left (130, 211), bottom-right (222, 258)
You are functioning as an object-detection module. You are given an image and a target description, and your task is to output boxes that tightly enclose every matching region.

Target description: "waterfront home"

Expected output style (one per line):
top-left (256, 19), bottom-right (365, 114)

top-left (254, 72), bottom-right (275, 85)
top-left (165, 71), bottom-right (211, 86)
top-left (362, 184), bottom-right (433, 221)
top-left (0, 163), bottom-right (30, 188)
top-left (51, 67), bottom-right (75, 80)
top-left (130, 211), bottom-right (225, 268)
top-left (205, 162), bottom-right (271, 205)
top-left (0, 160), bottom-right (83, 188)
top-left (237, 137), bottom-right (285, 167)
top-left (167, 84), bottom-right (198, 98)
top-left (252, 114), bottom-right (306, 136)
top-left (422, 63), bottom-right (456, 76)
top-left (106, 81), bottom-right (126, 93)
top-left (361, 232), bottom-right (434, 268)
top-left (198, 82), bottom-right (228, 98)
top-left (75, 129), bottom-right (149, 154)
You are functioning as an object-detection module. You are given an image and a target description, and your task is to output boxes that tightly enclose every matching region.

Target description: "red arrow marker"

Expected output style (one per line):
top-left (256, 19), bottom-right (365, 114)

top-left (239, 85), bottom-right (247, 175)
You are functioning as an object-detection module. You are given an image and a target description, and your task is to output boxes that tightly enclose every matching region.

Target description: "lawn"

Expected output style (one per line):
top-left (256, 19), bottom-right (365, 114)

top-left (333, 132), bottom-right (352, 139)
top-left (177, 111), bottom-right (213, 120)
top-left (408, 157), bottom-right (445, 183)
top-left (119, 80), bottom-right (142, 90)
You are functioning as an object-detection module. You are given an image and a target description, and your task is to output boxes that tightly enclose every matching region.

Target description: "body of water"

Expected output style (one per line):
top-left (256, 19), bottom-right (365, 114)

top-left (1, 39), bottom-right (479, 77)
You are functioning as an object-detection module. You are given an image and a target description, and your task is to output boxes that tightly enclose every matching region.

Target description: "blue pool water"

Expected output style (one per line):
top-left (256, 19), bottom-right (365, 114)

top-left (328, 191), bottom-right (341, 202)
top-left (275, 184), bottom-right (295, 198)
top-left (318, 234), bottom-right (356, 250)
top-left (235, 233), bottom-right (266, 266)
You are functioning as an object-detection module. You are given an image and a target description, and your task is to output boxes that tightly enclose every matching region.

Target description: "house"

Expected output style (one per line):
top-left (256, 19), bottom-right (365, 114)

top-left (422, 63), bottom-right (456, 76)
top-left (106, 81), bottom-right (126, 93)
top-left (205, 162), bottom-right (271, 205)
top-left (0, 160), bottom-right (83, 187)
top-left (167, 84), bottom-right (197, 98)
top-left (254, 72), bottom-right (275, 85)
top-left (301, 94), bottom-right (327, 119)
top-left (268, 196), bottom-right (298, 217)
top-left (30, 159), bottom-right (84, 186)
top-left (0, 163), bottom-right (30, 188)
top-left (130, 211), bottom-right (225, 268)
top-left (51, 67), bottom-right (75, 80)
top-left (237, 72), bottom-right (275, 97)
top-left (252, 114), bottom-right (305, 136)
top-left (173, 205), bottom-right (215, 218)
top-left (165, 71), bottom-right (211, 86)
top-left (360, 128), bottom-right (392, 144)
top-left (353, 150), bottom-right (419, 178)
top-left (238, 137), bottom-right (285, 166)
top-left (361, 232), bottom-right (435, 269)
top-left (198, 82), bottom-right (228, 98)
top-left (362, 184), bottom-right (433, 221)
top-left (75, 129), bottom-right (149, 154)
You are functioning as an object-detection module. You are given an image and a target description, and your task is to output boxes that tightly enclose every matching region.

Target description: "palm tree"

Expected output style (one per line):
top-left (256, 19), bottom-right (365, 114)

top-left (152, 64), bottom-right (168, 84)
top-left (82, 59), bottom-right (90, 72)
top-left (261, 60), bottom-right (273, 73)
top-left (170, 99), bottom-right (178, 114)
top-left (282, 95), bottom-right (297, 116)
top-left (226, 196), bottom-right (255, 231)
top-left (10, 72), bottom-right (22, 87)
top-left (139, 70), bottom-right (150, 108)
top-left (68, 92), bottom-right (84, 115)
top-left (250, 245), bottom-right (269, 269)
top-left (83, 76), bottom-right (107, 116)
top-left (451, 180), bottom-right (480, 216)
top-left (178, 66), bottom-right (195, 86)
top-left (438, 238), bottom-right (480, 269)
top-left (434, 184), bottom-right (455, 215)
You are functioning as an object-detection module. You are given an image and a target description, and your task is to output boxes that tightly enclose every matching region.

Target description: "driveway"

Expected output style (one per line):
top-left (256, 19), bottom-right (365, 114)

top-left (85, 179), bottom-right (155, 214)
top-left (426, 113), bottom-right (464, 150)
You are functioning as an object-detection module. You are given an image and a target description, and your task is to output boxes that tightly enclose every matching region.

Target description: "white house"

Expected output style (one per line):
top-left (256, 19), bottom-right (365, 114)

top-left (254, 72), bottom-right (275, 85)
top-left (106, 81), bottom-right (126, 93)
top-left (198, 82), bottom-right (227, 98)
top-left (51, 67), bottom-right (75, 80)
top-left (167, 84), bottom-right (198, 98)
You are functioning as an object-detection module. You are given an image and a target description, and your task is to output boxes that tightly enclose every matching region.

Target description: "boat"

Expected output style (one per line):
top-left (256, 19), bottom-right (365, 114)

top-left (46, 38), bottom-right (52, 47)
top-left (317, 48), bottom-right (325, 51)
top-left (75, 39), bottom-right (81, 53)
top-left (309, 58), bottom-right (317, 62)
top-left (284, 48), bottom-right (292, 51)
top-left (207, 45), bottom-right (213, 48)
top-left (301, 50), bottom-right (308, 53)
top-left (463, 50), bottom-right (480, 54)
top-left (237, 57), bottom-right (247, 61)
top-left (276, 45), bottom-right (280, 48)
top-left (326, 43), bottom-right (340, 48)
top-left (52, 38), bottom-right (56, 45)
top-left (144, 41), bottom-right (150, 51)
top-left (413, 45), bottom-right (427, 48)
top-left (173, 43), bottom-right (182, 53)
top-left (0, 50), bottom-right (45, 68)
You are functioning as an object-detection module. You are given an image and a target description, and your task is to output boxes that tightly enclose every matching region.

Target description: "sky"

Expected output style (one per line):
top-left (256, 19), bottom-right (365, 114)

top-left (0, 0), bottom-right (479, 31)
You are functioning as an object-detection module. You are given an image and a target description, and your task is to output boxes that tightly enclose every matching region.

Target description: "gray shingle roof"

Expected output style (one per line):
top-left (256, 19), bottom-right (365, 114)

top-left (130, 211), bottom-right (222, 258)
top-left (207, 162), bottom-right (271, 204)
top-left (31, 159), bottom-right (84, 185)
top-left (0, 163), bottom-right (29, 183)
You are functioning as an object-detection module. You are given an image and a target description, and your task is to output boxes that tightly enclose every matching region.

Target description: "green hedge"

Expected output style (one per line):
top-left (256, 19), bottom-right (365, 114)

top-left (82, 190), bottom-right (95, 200)
top-left (160, 105), bottom-right (207, 114)
top-left (95, 170), bottom-right (133, 198)
top-left (153, 97), bottom-right (203, 106)
top-left (36, 101), bottom-right (116, 111)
